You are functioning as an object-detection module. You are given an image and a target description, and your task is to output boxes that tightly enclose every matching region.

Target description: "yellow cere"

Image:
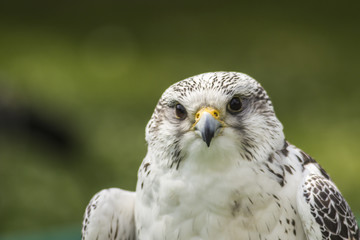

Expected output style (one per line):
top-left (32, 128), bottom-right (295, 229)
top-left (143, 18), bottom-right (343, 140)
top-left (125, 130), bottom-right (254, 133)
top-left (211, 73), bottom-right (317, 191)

top-left (192, 107), bottom-right (226, 129)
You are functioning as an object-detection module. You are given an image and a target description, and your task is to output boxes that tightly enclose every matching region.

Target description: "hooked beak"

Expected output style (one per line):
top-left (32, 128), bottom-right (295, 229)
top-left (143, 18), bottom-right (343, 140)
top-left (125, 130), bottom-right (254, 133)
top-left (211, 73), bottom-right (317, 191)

top-left (193, 107), bottom-right (223, 147)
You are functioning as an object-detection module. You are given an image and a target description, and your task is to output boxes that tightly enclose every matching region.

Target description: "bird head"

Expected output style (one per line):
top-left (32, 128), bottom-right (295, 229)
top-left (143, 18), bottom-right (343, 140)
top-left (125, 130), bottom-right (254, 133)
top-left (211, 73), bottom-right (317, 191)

top-left (146, 72), bottom-right (284, 169)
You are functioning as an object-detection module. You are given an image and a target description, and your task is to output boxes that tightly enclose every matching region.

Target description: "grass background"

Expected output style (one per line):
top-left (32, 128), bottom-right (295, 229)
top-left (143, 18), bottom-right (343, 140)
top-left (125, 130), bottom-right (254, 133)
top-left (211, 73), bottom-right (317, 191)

top-left (0, 0), bottom-right (359, 238)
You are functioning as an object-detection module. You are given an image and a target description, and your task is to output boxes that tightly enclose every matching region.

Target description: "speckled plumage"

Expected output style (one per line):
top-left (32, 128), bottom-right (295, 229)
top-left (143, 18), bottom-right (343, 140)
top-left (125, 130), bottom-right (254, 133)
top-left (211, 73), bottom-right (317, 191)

top-left (82, 72), bottom-right (359, 240)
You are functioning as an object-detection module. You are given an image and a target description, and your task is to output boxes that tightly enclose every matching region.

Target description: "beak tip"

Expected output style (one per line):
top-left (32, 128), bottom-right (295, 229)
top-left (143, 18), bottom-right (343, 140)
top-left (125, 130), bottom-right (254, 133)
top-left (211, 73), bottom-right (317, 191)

top-left (205, 132), bottom-right (215, 147)
top-left (201, 135), bottom-right (211, 147)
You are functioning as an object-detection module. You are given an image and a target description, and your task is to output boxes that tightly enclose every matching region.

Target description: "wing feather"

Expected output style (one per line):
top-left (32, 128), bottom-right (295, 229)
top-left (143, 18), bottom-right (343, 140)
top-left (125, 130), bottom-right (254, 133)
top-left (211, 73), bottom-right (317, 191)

top-left (82, 188), bottom-right (136, 240)
top-left (297, 174), bottom-right (359, 240)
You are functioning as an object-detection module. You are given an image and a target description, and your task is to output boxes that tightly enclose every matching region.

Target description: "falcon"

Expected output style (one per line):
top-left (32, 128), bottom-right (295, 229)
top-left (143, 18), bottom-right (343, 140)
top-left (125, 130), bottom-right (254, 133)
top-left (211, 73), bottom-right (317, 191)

top-left (82, 72), bottom-right (359, 240)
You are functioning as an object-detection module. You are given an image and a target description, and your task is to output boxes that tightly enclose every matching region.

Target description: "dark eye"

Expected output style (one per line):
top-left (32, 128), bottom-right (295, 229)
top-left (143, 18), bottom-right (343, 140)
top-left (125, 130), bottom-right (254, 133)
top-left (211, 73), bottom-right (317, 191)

top-left (227, 97), bottom-right (242, 113)
top-left (175, 103), bottom-right (187, 119)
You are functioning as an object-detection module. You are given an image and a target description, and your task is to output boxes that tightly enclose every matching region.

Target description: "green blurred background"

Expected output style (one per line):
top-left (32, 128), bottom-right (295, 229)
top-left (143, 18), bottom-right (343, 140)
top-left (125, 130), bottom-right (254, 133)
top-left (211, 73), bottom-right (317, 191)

top-left (0, 0), bottom-right (359, 239)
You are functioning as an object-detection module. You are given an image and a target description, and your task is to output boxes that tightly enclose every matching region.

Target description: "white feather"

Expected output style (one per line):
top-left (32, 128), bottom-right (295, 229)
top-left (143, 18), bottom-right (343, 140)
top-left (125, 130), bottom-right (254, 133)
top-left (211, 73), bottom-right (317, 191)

top-left (82, 188), bottom-right (136, 240)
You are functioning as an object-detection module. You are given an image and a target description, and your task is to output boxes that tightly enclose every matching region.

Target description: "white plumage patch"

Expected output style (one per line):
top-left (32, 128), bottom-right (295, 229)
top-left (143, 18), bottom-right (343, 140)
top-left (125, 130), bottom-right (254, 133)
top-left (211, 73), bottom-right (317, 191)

top-left (82, 72), bottom-right (359, 240)
top-left (82, 188), bottom-right (135, 240)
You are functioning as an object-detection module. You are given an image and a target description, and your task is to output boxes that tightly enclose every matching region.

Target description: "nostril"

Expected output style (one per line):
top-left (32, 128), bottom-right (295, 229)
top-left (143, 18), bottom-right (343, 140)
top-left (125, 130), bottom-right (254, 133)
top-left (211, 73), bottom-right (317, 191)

top-left (196, 113), bottom-right (200, 120)
top-left (213, 111), bottom-right (219, 117)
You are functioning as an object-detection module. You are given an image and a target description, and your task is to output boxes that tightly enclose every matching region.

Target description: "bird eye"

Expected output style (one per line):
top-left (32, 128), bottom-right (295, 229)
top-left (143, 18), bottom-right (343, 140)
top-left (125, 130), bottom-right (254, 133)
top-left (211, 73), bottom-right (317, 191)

top-left (227, 97), bottom-right (242, 113)
top-left (175, 104), bottom-right (187, 119)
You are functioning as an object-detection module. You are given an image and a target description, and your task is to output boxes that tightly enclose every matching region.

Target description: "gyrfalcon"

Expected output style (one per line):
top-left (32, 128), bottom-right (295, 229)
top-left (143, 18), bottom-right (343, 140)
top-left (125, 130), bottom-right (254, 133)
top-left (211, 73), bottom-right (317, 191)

top-left (82, 72), bottom-right (359, 240)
